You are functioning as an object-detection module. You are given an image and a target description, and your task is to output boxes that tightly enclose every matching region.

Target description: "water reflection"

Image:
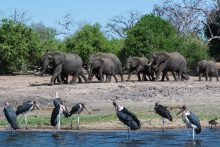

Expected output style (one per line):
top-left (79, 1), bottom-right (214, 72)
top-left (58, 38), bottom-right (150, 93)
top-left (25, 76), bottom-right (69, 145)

top-left (0, 128), bottom-right (218, 146)
top-left (184, 139), bottom-right (202, 147)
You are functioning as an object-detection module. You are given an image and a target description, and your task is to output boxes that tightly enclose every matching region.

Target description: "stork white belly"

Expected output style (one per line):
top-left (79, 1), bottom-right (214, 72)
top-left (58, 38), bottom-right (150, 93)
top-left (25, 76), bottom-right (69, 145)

top-left (183, 115), bottom-right (197, 129)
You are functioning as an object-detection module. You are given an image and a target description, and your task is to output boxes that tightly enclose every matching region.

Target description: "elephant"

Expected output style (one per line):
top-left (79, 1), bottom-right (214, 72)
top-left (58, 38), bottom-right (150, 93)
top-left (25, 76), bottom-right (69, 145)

top-left (125, 57), bottom-right (153, 81)
top-left (88, 57), bottom-right (118, 83)
top-left (40, 51), bottom-right (88, 85)
top-left (89, 53), bottom-right (124, 82)
top-left (197, 60), bottom-right (219, 81)
top-left (150, 51), bottom-right (189, 81)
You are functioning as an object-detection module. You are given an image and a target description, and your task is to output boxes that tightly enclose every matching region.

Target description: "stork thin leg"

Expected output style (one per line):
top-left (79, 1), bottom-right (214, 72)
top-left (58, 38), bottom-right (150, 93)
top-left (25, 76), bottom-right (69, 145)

top-left (127, 126), bottom-right (130, 137)
top-left (77, 115), bottom-right (80, 130)
top-left (70, 116), bottom-right (73, 129)
top-left (192, 129), bottom-right (195, 140)
top-left (24, 114), bottom-right (28, 130)
top-left (162, 117), bottom-right (165, 132)
top-left (10, 125), bottom-right (12, 134)
top-left (58, 114), bottom-right (61, 131)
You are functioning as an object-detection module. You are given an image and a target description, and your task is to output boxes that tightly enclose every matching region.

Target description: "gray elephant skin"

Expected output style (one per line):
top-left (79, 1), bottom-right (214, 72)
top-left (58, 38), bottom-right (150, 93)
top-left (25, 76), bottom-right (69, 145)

top-left (125, 57), bottom-right (153, 81)
top-left (89, 53), bottom-right (124, 82)
top-left (88, 57), bottom-right (118, 83)
top-left (41, 51), bottom-right (88, 85)
top-left (197, 60), bottom-right (219, 81)
top-left (151, 51), bottom-right (189, 81)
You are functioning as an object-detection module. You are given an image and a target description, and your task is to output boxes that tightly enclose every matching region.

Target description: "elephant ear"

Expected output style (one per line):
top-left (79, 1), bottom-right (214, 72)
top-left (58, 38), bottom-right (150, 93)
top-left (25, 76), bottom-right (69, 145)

top-left (157, 52), bottom-right (169, 63)
top-left (53, 52), bottom-right (65, 65)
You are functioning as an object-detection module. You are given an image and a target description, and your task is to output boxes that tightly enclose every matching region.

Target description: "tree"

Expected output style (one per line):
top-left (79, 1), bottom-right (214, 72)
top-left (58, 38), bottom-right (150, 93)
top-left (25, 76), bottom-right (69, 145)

top-left (153, 0), bottom-right (217, 36)
top-left (31, 22), bottom-right (64, 52)
top-left (65, 23), bottom-right (111, 64)
top-left (124, 14), bottom-right (181, 57)
top-left (0, 19), bottom-right (42, 73)
top-left (106, 11), bottom-right (141, 39)
top-left (124, 14), bottom-right (209, 69)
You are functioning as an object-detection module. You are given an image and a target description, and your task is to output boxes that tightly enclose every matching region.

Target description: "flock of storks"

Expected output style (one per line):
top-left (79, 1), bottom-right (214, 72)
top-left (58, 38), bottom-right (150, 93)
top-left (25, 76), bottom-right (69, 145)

top-left (2, 92), bottom-right (217, 140)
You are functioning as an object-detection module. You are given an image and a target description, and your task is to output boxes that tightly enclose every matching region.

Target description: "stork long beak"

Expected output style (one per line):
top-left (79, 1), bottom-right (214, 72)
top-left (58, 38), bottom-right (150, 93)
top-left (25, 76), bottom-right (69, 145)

top-left (84, 106), bottom-right (91, 114)
top-left (176, 109), bottom-right (183, 116)
top-left (35, 104), bottom-right (41, 110)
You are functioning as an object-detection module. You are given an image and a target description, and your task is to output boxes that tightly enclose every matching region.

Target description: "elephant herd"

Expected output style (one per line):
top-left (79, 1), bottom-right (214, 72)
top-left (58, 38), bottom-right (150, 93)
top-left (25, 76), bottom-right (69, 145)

top-left (37, 51), bottom-right (219, 85)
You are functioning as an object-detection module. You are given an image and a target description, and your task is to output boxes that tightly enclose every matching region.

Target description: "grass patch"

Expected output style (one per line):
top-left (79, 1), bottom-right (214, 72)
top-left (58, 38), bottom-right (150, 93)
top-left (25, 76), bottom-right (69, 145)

top-left (0, 112), bottom-right (218, 127)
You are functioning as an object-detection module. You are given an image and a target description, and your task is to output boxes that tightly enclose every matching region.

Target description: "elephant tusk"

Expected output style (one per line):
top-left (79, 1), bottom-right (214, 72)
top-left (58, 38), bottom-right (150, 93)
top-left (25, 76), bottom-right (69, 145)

top-left (47, 65), bottom-right (53, 69)
top-left (146, 61), bottom-right (153, 66)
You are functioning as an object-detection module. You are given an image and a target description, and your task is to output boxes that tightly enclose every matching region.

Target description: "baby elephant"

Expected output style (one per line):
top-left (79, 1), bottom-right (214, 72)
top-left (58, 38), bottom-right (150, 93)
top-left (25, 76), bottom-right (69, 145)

top-left (88, 57), bottom-right (118, 83)
top-left (197, 60), bottom-right (219, 81)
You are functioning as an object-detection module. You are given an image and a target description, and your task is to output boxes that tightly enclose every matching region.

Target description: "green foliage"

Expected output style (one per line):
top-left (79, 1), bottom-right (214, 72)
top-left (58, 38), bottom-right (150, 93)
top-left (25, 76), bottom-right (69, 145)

top-left (65, 23), bottom-right (123, 64)
top-left (31, 22), bottom-right (66, 52)
top-left (124, 14), bottom-right (180, 57)
top-left (179, 34), bottom-right (209, 69)
top-left (0, 19), bottom-right (43, 73)
top-left (123, 14), bottom-right (209, 69)
top-left (208, 39), bottom-right (220, 60)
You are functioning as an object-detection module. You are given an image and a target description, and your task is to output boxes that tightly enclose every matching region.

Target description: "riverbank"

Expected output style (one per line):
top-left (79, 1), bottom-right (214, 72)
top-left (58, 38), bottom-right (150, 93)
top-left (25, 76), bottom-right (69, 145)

top-left (0, 75), bottom-right (219, 130)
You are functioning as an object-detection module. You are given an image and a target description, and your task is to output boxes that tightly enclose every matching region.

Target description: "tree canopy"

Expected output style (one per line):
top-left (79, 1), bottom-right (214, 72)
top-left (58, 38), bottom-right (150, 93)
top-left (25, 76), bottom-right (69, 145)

top-left (0, 19), bottom-right (43, 73)
top-left (123, 14), bottom-right (209, 68)
top-left (65, 23), bottom-right (123, 64)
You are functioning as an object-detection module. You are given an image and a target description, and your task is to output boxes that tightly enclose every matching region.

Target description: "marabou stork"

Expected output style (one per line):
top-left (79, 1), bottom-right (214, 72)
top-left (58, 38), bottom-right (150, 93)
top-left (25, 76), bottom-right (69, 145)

top-left (69, 103), bottom-right (90, 129)
top-left (51, 92), bottom-right (70, 130)
top-left (3, 102), bottom-right (19, 133)
top-left (113, 100), bottom-right (141, 132)
top-left (154, 102), bottom-right (173, 132)
top-left (53, 92), bottom-right (70, 118)
top-left (51, 102), bottom-right (67, 130)
top-left (177, 105), bottom-right (201, 140)
top-left (16, 100), bottom-right (41, 129)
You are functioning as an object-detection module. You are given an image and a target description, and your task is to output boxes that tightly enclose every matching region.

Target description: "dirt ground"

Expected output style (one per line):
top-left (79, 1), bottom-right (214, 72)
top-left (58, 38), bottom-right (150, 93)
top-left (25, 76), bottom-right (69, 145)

top-left (0, 74), bottom-right (219, 130)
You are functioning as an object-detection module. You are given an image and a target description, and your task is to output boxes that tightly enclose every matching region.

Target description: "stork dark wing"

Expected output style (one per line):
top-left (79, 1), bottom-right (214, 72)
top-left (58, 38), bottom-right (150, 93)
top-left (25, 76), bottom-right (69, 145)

top-left (4, 106), bottom-right (19, 130)
top-left (187, 111), bottom-right (201, 134)
top-left (69, 103), bottom-right (83, 116)
top-left (16, 101), bottom-right (33, 115)
top-left (155, 104), bottom-right (172, 121)
top-left (116, 111), bottom-right (140, 130)
top-left (121, 108), bottom-right (141, 128)
top-left (51, 105), bottom-right (61, 126)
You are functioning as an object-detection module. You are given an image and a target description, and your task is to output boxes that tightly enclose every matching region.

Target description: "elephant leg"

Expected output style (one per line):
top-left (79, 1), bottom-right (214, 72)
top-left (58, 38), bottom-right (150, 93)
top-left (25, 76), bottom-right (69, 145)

top-left (78, 76), bottom-right (82, 83)
top-left (171, 71), bottom-right (177, 81)
top-left (216, 71), bottom-right (219, 81)
top-left (113, 74), bottom-right (118, 83)
top-left (79, 72), bottom-right (89, 83)
top-left (161, 71), bottom-right (169, 81)
top-left (120, 74), bottom-right (124, 82)
top-left (198, 73), bottom-right (202, 81)
top-left (209, 73), bottom-right (212, 81)
top-left (155, 64), bottom-right (165, 81)
top-left (51, 65), bottom-right (62, 85)
top-left (205, 70), bottom-right (208, 81)
top-left (70, 75), bottom-right (78, 84)
top-left (126, 71), bottom-right (132, 82)
top-left (137, 71), bottom-right (141, 81)
top-left (104, 75), bottom-right (107, 82)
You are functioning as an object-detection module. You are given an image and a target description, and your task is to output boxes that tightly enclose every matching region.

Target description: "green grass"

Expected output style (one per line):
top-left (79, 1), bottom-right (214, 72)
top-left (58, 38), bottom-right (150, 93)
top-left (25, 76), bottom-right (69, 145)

top-left (0, 112), bottom-right (219, 128)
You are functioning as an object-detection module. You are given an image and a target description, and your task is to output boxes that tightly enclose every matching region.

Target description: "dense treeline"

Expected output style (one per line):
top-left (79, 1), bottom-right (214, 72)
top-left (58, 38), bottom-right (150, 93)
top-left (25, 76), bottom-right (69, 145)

top-left (0, 14), bottom-right (211, 74)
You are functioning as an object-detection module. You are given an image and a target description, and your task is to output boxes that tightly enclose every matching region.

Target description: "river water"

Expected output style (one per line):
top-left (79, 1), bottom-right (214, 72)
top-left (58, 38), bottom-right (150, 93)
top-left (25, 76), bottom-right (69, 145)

top-left (0, 128), bottom-right (219, 147)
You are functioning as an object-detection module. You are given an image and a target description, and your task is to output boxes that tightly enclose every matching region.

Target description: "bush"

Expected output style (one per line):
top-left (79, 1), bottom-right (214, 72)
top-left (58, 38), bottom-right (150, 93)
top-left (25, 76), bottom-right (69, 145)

top-left (0, 19), bottom-right (43, 73)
